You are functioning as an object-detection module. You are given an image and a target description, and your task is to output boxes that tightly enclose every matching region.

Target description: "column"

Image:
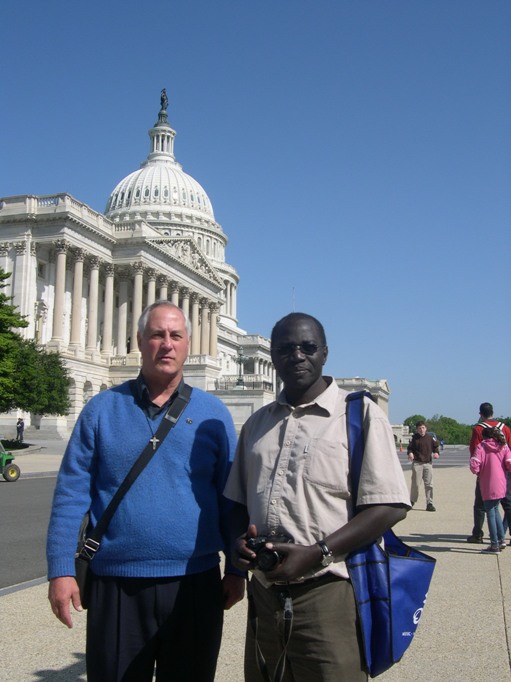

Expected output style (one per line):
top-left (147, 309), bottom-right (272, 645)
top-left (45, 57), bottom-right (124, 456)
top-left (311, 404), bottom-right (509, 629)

top-left (170, 281), bottom-right (180, 306)
top-left (130, 262), bottom-right (144, 350)
top-left (200, 298), bottom-right (210, 355)
top-left (117, 269), bottom-right (129, 355)
top-left (146, 268), bottom-right (156, 307)
top-left (86, 257), bottom-right (100, 351)
top-left (181, 287), bottom-right (190, 320)
top-left (51, 240), bottom-right (68, 341)
top-left (224, 282), bottom-right (230, 316)
top-left (157, 275), bottom-right (169, 301)
top-left (101, 264), bottom-right (115, 355)
top-left (70, 249), bottom-right (85, 346)
top-left (209, 303), bottom-right (219, 358)
top-left (13, 241), bottom-right (30, 322)
top-left (232, 283), bottom-right (237, 320)
top-left (190, 293), bottom-right (200, 355)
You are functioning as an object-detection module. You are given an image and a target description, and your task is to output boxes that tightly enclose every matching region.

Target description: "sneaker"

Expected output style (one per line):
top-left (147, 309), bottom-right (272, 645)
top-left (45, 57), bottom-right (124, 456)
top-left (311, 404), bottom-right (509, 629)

top-left (484, 545), bottom-right (501, 553)
top-left (467, 535), bottom-right (484, 544)
top-left (426, 503), bottom-right (436, 512)
top-left (499, 542), bottom-right (506, 550)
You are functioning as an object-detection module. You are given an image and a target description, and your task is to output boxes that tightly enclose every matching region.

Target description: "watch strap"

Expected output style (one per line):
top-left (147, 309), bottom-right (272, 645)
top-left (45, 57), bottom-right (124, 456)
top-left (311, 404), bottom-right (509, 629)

top-left (317, 540), bottom-right (333, 566)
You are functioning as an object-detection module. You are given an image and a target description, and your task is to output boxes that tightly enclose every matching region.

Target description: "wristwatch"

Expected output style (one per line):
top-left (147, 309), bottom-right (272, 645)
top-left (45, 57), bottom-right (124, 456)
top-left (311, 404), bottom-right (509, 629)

top-left (316, 540), bottom-right (334, 567)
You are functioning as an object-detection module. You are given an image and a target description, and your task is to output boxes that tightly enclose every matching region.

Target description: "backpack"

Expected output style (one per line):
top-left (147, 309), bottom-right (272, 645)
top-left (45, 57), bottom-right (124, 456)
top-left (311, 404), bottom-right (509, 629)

top-left (480, 421), bottom-right (504, 434)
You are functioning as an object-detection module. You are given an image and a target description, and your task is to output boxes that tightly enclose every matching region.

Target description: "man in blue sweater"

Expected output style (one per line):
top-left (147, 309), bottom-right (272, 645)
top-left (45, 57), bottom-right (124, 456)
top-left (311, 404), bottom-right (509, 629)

top-left (47, 301), bottom-right (245, 682)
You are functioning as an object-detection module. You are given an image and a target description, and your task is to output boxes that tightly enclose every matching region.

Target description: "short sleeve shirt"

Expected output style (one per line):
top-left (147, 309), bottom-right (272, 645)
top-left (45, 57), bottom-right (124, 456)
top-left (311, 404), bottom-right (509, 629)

top-left (224, 377), bottom-right (410, 581)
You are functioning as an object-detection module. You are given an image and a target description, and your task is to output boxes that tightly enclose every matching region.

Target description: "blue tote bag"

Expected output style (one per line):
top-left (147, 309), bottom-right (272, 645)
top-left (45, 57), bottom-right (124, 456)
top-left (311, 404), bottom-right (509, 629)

top-left (345, 391), bottom-right (436, 678)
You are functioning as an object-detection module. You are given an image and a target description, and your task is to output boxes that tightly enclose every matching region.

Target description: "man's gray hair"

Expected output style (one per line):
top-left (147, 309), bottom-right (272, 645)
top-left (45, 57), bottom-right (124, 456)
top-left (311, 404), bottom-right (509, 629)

top-left (138, 300), bottom-right (192, 337)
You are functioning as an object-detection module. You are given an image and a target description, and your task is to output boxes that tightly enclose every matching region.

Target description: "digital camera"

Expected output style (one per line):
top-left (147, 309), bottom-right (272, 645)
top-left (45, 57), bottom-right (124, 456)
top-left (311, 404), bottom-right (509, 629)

top-left (247, 534), bottom-right (293, 572)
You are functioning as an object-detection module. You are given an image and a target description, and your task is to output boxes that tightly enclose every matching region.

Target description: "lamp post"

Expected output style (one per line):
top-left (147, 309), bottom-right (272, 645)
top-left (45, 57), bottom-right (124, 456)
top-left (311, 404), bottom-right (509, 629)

top-left (236, 346), bottom-right (247, 387)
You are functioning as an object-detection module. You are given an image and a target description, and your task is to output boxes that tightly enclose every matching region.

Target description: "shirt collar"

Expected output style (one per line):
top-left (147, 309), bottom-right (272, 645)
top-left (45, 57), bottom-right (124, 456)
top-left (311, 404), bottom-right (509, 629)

top-left (277, 376), bottom-right (339, 416)
top-left (135, 373), bottom-right (184, 418)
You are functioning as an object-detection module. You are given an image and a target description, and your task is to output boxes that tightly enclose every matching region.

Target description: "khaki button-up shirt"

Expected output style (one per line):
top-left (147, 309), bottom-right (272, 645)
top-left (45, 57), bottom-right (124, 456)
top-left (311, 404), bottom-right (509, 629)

top-left (224, 378), bottom-right (410, 582)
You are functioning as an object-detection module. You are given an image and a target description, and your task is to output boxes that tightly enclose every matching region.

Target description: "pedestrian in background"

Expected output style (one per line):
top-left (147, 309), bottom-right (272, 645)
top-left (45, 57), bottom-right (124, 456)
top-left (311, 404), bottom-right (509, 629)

top-left (16, 417), bottom-right (24, 443)
top-left (467, 402), bottom-right (511, 544)
top-left (408, 421), bottom-right (440, 511)
top-left (470, 426), bottom-right (511, 553)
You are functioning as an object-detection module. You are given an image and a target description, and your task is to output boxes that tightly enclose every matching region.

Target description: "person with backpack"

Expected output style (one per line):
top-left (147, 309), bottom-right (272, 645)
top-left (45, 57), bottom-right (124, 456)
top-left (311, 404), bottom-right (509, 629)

top-left (466, 402), bottom-right (511, 544)
top-left (469, 426), bottom-right (511, 553)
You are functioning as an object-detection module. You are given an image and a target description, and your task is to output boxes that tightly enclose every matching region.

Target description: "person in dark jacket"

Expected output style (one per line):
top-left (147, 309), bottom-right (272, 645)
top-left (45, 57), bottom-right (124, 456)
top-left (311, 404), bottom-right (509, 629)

top-left (16, 418), bottom-right (24, 442)
top-left (407, 421), bottom-right (440, 511)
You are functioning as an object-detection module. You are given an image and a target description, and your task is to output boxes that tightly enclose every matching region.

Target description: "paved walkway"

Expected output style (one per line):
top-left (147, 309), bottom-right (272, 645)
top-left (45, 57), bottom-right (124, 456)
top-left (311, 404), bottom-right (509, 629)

top-left (1, 440), bottom-right (511, 681)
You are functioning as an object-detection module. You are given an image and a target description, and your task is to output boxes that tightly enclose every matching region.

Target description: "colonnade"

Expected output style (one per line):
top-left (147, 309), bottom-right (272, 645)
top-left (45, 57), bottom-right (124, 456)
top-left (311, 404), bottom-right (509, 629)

top-left (48, 241), bottom-right (221, 358)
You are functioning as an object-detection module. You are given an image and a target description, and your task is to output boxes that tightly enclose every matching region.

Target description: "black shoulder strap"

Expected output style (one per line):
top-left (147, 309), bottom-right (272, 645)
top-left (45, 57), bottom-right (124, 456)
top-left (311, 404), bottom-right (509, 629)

top-left (82, 383), bottom-right (192, 553)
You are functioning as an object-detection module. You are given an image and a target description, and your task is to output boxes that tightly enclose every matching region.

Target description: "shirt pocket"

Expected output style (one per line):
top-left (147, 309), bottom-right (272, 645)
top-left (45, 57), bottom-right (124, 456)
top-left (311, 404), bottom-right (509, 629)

top-left (302, 438), bottom-right (350, 493)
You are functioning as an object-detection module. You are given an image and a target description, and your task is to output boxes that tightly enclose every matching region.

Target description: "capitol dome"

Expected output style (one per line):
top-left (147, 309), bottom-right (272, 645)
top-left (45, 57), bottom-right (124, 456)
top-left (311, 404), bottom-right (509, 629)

top-left (105, 92), bottom-right (219, 231)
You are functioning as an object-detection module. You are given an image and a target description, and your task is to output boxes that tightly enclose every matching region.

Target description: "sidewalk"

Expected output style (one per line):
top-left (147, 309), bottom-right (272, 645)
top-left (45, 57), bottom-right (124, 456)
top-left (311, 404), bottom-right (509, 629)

top-left (1, 449), bottom-right (511, 681)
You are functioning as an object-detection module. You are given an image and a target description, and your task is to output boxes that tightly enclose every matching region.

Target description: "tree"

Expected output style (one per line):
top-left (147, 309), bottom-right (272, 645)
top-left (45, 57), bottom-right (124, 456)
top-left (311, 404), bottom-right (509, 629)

top-left (427, 415), bottom-right (472, 445)
top-left (403, 415), bottom-right (426, 432)
top-left (403, 413), bottom-right (486, 445)
top-left (14, 340), bottom-right (70, 415)
top-left (0, 267), bottom-right (70, 415)
top-left (0, 267), bottom-right (28, 411)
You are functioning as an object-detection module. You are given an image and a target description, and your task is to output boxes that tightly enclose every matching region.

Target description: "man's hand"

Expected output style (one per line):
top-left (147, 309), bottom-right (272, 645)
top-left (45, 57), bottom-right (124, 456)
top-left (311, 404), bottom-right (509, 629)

top-left (222, 574), bottom-right (246, 610)
top-left (408, 453), bottom-right (414, 461)
top-left (433, 453), bottom-right (439, 459)
top-left (260, 542), bottom-right (321, 583)
top-left (231, 523), bottom-right (259, 572)
top-left (48, 576), bottom-right (83, 628)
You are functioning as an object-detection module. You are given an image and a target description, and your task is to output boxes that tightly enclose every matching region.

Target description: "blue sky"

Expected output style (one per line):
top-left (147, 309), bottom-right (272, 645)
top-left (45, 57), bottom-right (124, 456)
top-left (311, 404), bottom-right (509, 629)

top-left (2, 1), bottom-right (510, 424)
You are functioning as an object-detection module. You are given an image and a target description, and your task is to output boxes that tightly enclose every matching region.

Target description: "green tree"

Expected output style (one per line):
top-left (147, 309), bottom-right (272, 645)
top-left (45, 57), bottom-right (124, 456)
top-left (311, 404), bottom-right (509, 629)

top-left (403, 413), bottom-right (476, 445)
top-left (14, 340), bottom-right (70, 415)
top-left (0, 266), bottom-right (70, 415)
top-left (428, 415), bottom-right (471, 445)
top-left (403, 415), bottom-right (426, 432)
top-left (0, 267), bottom-right (28, 411)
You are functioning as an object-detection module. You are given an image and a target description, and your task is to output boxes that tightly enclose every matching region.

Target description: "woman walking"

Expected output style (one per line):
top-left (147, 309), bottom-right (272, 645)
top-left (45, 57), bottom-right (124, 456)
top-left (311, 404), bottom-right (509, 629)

top-left (470, 426), bottom-right (511, 553)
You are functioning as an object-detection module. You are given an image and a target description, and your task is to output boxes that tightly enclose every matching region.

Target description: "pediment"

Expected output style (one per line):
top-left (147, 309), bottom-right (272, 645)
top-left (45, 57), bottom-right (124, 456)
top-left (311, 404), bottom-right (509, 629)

top-left (147, 237), bottom-right (223, 286)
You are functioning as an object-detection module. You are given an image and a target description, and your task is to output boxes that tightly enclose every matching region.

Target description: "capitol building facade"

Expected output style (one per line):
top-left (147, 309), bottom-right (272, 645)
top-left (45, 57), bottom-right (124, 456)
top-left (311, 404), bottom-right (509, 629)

top-left (0, 93), bottom-right (391, 437)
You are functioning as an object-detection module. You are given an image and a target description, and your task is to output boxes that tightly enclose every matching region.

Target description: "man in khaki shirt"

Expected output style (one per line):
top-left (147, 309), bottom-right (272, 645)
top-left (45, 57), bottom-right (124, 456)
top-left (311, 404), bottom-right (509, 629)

top-left (225, 312), bottom-right (410, 682)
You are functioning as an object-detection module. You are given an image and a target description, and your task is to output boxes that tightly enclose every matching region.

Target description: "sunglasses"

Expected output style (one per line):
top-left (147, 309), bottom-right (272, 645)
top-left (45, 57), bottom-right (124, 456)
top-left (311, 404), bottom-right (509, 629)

top-left (272, 342), bottom-right (324, 356)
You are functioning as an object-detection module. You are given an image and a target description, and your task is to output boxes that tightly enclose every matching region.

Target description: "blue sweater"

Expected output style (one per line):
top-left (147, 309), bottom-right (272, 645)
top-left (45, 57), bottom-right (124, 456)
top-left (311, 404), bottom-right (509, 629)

top-left (47, 381), bottom-right (238, 579)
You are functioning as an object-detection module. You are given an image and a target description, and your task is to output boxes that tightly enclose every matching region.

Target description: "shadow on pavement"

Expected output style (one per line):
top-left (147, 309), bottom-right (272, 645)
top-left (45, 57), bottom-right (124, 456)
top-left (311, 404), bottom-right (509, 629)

top-left (33, 653), bottom-right (86, 681)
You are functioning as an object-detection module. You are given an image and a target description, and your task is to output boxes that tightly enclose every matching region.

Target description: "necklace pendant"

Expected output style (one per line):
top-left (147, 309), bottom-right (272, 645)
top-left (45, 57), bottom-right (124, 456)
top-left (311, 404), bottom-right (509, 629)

top-left (149, 435), bottom-right (160, 451)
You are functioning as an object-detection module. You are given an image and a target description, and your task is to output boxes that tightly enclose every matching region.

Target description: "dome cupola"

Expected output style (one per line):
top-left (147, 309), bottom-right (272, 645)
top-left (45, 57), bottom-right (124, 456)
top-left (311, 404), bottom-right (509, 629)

top-left (105, 90), bottom-right (218, 230)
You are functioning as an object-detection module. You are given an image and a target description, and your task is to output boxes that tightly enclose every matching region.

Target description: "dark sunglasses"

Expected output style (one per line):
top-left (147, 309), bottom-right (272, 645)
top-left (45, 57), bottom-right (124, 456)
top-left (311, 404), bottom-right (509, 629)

top-left (272, 342), bottom-right (324, 356)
